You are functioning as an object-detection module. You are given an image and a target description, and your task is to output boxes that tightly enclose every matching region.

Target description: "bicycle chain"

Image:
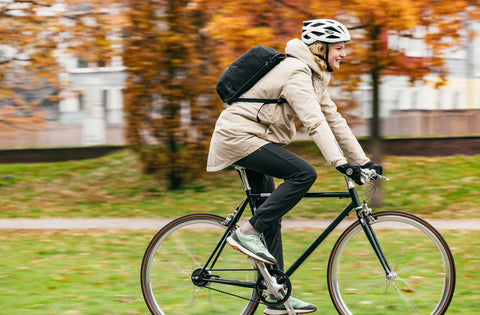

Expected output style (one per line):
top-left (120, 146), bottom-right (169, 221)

top-left (204, 268), bottom-right (265, 304)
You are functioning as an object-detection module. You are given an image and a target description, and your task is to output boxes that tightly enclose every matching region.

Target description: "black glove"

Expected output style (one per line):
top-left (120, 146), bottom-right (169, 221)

top-left (336, 163), bottom-right (363, 185)
top-left (362, 161), bottom-right (383, 176)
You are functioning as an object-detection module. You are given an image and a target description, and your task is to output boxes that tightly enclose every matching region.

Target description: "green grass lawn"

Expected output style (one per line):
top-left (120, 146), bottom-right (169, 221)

top-left (0, 229), bottom-right (477, 314)
top-left (0, 144), bottom-right (478, 313)
top-left (0, 144), bottom-right (479, 219)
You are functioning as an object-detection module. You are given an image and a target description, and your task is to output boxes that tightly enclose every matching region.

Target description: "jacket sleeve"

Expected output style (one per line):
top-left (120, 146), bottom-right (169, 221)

top-left (320, 90), bottom-right (370, 166)
top-left (283, 66), bottom-right (348, 167)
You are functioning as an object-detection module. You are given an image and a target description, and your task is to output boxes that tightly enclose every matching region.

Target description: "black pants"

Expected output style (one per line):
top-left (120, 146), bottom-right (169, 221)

top-left (235, 143), bottom-right (317, 271)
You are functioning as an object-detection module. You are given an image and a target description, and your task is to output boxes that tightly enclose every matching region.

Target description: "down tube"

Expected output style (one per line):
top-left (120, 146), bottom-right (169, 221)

top-left (286, 202), bottom-right (356, 277)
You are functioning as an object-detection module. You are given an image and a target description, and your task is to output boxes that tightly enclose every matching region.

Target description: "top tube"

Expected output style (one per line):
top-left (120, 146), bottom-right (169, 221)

top-left (247, 191), bottom-right (350, 199)
top-left (235, 165), bottom-right (352, 199)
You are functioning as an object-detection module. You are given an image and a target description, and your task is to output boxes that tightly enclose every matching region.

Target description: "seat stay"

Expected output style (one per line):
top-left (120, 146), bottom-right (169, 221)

top-left (202, 197), bottom-right (249, 272)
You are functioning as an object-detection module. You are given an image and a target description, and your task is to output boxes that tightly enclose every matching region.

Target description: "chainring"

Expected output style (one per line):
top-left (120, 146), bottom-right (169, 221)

top-left (255, 268), bottom-right (292, 306)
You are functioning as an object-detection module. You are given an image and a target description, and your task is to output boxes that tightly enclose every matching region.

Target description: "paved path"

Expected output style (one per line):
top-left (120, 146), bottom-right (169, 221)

top-left (0, 218), bottom-right (478, 230)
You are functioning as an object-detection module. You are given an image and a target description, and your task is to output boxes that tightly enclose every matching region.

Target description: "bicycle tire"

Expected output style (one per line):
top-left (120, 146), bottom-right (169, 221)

top-left (141, 213), bottom-right (259, 315)
top-left (327, 211), bottom-right (455, 315)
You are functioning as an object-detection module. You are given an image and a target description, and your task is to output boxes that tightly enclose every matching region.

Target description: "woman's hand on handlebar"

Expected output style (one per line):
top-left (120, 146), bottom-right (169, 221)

top-left (336, 163), bottom-right (364, 185)
top-left (337, 162), bottom-right (388, 185)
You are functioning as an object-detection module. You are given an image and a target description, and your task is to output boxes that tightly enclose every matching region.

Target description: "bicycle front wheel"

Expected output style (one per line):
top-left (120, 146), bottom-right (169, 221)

top-left (328, 211), bottom-right (455, 315)
top-left (141, 213), bottom-right (259, 315)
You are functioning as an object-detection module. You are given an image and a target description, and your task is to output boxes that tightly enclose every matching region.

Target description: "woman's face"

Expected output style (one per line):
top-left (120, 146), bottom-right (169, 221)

top-left (328, 42), bottom-right (346, 71)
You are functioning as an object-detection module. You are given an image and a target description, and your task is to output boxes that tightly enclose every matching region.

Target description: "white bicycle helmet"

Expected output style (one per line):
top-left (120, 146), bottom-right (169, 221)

top-left (302, 19), bottom-right (351, 45)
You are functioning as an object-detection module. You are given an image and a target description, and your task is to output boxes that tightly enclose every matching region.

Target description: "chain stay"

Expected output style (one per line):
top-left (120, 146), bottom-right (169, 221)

top-left (202, 268), bottom-right (266, 304)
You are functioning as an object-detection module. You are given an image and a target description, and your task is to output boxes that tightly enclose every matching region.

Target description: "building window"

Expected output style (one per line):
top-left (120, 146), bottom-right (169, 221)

top-left (77, 58), bottom-right (88, 68)
top-left (101, 88), bottom-right (123, 124)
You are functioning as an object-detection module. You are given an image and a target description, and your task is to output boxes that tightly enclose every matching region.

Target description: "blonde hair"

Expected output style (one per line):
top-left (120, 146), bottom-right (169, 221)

top-left (308, 42), bottom-right (328, 72)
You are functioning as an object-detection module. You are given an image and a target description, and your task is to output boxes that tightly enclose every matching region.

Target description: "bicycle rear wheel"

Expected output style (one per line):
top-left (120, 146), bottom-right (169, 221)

top-left (328, 211), bottom-right (455, 315)
top-left (141, 213), bottom-right (259, 315)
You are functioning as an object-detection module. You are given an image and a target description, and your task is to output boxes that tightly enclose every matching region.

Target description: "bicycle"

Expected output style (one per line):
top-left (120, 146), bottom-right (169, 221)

top-left (141, 166), bottom-right (456, 314)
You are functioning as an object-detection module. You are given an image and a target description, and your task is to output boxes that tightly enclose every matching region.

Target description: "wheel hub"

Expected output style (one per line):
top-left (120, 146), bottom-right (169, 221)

top-left (386, 271), bottom-right (398, 281)
top-left (191, 268), bottom-right (211, 287)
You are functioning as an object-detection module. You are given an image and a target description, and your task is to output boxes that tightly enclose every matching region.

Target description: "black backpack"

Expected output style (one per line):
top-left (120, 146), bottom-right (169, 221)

top-left (216, 45), bottom-right (286, 105)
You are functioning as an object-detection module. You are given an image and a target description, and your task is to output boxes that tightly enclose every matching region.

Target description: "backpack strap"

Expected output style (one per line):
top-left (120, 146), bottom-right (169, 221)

top-left (233, 98), bottom-right (286, 124)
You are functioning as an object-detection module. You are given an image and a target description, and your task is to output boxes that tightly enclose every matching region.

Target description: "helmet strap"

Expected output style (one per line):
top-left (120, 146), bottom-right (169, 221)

top-left (314, 44), bottom-right (333, 72)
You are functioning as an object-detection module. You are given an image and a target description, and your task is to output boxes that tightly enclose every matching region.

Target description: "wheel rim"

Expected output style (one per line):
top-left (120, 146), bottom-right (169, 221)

top-left (329, 212), bottom-right (455, 315)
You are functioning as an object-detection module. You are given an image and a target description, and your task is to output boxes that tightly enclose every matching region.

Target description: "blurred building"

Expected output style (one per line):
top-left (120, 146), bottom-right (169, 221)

top-left (57, 55), bottom-right (126, 146)
top-left (1, 20), bottom-right (479, 147)
top-left (350, 20), bottom-right (480, 137)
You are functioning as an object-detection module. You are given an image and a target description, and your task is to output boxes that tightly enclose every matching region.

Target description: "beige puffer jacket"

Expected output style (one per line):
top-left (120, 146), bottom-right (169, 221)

top-left (206, 38), bottom-right (370, 172)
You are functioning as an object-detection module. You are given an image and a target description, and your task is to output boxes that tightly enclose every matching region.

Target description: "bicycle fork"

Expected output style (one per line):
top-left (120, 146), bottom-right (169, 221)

top-left (358, 210), bottom-right (395, 279)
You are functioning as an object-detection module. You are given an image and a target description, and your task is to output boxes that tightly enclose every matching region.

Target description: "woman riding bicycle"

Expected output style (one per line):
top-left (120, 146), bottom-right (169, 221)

top-left (207, 19), bottom-right (383, 314)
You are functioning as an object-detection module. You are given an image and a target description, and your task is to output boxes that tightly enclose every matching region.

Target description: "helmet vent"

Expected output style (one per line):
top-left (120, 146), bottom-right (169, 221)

top-left (325, 26), bottom-right (339, 33)
top-left (301, 19), bottom-right (351, 44)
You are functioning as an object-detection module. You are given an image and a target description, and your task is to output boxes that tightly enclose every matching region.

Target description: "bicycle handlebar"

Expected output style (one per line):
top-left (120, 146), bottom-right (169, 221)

top-left (360, 168), bottom-right (389, 183)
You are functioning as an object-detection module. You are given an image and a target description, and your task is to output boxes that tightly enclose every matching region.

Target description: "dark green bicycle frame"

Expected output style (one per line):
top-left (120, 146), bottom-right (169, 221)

top-left (199, 177), bottom-right (393, 288)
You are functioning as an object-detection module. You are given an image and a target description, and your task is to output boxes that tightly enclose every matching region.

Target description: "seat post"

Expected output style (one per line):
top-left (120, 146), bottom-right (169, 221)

top-left (234, 165), bottom-right (251, 192)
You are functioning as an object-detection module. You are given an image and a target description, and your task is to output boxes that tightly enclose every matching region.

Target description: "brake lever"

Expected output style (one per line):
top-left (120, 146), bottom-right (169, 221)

top-left (361, 169), bottom-right (389, 183)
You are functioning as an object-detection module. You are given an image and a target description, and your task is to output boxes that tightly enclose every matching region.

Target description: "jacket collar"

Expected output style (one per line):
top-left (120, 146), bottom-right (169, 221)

top-left (285, 38), bottom-right (330, 88)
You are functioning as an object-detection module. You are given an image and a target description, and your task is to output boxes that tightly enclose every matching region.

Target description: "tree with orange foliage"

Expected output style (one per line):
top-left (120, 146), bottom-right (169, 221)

top-left (123, 0), bottom-right (222, 189)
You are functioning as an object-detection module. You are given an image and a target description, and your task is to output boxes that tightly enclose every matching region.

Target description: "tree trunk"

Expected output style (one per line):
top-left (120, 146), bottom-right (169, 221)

top-left (370, 66), bottom-right (383, 207)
